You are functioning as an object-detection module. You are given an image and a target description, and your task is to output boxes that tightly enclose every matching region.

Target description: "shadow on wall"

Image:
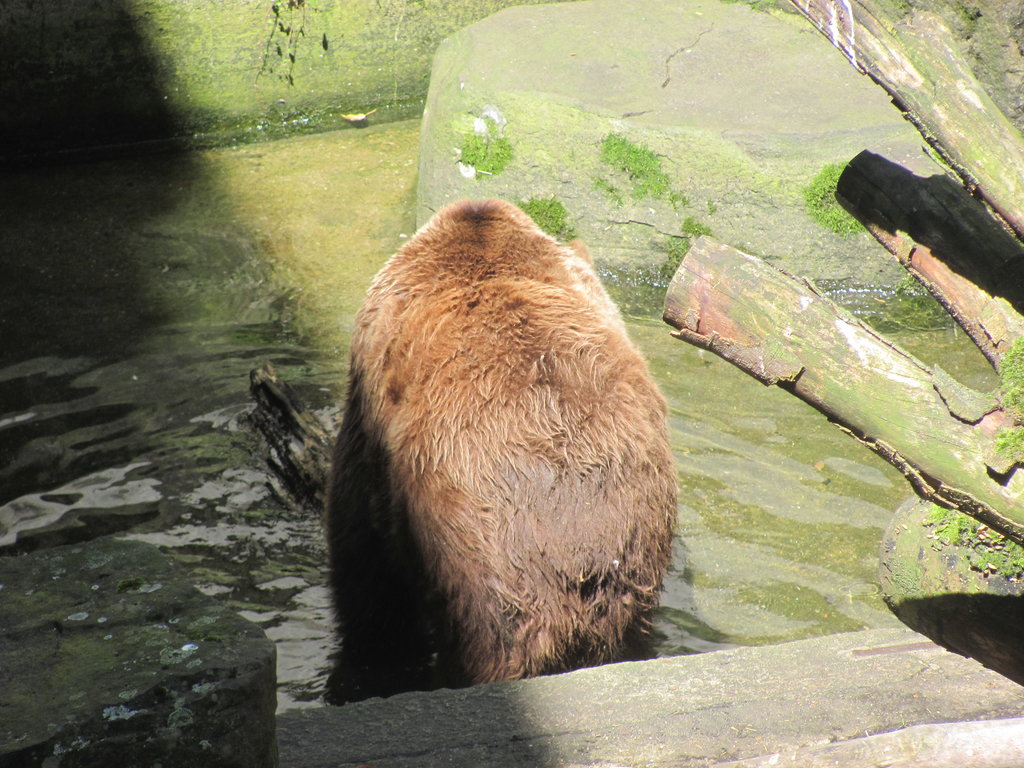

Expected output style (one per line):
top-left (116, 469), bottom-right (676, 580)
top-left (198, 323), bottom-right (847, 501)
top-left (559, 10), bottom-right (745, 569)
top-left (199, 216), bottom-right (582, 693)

top-left (0, 2), bottom-right (186, 164)
top-left (890, 593), bottom-right (1024, 687)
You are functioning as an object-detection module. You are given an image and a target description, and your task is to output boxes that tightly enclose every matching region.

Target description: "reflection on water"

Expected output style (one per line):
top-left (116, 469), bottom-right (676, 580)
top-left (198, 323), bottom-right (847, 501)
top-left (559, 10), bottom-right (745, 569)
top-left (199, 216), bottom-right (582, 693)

top-left (0, 120), bottom-right (998, 709)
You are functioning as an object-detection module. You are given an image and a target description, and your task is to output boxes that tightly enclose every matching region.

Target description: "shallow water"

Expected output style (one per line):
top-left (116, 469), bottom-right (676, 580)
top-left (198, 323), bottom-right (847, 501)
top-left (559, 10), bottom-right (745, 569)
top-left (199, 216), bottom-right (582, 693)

top-left (0, 120), bottom-right (997, 708)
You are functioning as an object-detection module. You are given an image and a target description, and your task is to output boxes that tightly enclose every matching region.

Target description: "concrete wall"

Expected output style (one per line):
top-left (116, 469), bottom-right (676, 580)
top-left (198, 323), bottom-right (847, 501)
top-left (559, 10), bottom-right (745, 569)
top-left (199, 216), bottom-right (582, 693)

top-left (0, 0), bottom-right (577, 163)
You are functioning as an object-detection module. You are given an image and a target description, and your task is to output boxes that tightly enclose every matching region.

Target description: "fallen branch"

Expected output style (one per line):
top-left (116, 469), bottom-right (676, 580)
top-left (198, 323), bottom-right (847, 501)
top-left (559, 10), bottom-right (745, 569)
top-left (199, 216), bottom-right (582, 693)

top-left (837, 150), bottom-right (1024, 368)
top-left (663, 237), bottom-right (1024, 545)
top-left (247, 363), bottom-right (334, 513)
top-left (788, 0), bottom-right (1024, 244)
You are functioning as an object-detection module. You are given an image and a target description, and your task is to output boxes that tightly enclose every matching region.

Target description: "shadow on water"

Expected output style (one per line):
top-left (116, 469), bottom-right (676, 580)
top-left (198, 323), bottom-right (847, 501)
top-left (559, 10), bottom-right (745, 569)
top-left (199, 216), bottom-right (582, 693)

top-left (0, 3), bottom-right (561, 762)
top-left (0, 4), bottom-right (196, 529)
top-left (0, 0), bottom-right (335, 703)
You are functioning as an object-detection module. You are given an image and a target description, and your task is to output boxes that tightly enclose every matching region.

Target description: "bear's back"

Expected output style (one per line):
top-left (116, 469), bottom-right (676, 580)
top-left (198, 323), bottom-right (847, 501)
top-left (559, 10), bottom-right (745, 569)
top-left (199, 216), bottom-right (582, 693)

top-left (329, 199), bottom-right (677, 686)
top-left (350, 198), bottom-right (670, 539)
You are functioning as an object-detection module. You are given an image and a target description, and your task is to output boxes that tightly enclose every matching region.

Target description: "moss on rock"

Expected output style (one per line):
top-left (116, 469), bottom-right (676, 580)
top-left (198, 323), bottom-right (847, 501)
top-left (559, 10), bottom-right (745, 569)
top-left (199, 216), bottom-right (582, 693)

top-left (802, 163), bottom-right (863, 236)
top-left (517, 196), bottom-right (577, 240)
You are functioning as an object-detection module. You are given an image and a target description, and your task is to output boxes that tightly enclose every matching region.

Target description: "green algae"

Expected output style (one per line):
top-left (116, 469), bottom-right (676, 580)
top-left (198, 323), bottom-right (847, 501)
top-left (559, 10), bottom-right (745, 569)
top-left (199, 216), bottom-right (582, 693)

top-left (995, 337), bottom-right (1024, 464)
top-left (517, 196), bottom-right (577, 240)
top-left (461, 131), bottom-right (513, 175)
top-left (868, 275), bottom-right (952, 334)
top-left (995, 427), bottom-right (1024, 465)
top-left (657, 220), bottom-right (713, 284)
top-left (925, 504), bottom-right (1024, 580)
top-left (999, 337), bottom-right (1024, 422)
top-left (802, 163), bottom-right (862, 236)
top-left (597, 134), bottom-right (687, 208)
top-left (117, 577), bottom-right (147, 593)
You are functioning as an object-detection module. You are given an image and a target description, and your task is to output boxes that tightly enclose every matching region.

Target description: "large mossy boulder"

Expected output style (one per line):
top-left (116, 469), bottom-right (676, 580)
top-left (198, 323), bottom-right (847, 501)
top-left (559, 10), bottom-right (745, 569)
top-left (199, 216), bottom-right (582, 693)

top-left (417, 0), bottom-right (933, 286)
top-left (0, 538), bottom-right (277, 767)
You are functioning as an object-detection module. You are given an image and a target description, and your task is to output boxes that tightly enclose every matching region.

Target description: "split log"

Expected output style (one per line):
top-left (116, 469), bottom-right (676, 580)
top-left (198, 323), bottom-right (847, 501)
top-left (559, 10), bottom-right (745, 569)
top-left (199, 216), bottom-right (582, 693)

top-left (787, 0), bottom-right (1024, 243)
top-left (662, 236), bottom-right (1024, 546)
top-left (712, 716), bottom-right (1024, 768)
top-left (836, 150), bottom-right (1024, 368)
top-left (247, 363), bottom-right (334, 513)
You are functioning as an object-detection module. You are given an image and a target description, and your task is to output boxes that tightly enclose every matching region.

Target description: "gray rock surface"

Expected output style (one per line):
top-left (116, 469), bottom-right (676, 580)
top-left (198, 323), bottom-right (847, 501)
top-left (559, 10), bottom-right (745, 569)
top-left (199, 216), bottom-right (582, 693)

top-left (418, 0), bottom-right (935, 285)
top-left (0, 537), bottom-right (277, 767)
top-left (277, 627), bottom-right (1024, 767)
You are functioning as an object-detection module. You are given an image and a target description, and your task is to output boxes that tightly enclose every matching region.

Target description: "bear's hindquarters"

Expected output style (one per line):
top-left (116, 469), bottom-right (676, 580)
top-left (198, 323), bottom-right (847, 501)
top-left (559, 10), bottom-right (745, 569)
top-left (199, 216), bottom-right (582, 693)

top-left (413, 465), bottom-right (675, 685)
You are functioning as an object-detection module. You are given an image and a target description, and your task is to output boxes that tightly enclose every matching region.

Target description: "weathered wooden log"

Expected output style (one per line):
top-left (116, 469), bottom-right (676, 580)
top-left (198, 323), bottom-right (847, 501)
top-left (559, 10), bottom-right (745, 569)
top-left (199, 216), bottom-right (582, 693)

top-left (787, 0), bottom-right (1024, 244)
top-left (712, 716), bottom-right (1024, 768)
top-left (881, 498), bottom-right (1024, 687)
top-left (837, 150), bottom-right (1024, 368)
top-left (247, 363), bottom-right (334, 513)
top-left (663, 237), bottom-right (1024, 546)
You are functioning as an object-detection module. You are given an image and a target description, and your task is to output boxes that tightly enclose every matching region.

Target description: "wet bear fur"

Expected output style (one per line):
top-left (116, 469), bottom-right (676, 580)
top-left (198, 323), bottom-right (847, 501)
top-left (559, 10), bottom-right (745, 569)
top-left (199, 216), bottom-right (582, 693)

top-left (326, 198), bottom-right (677, 698)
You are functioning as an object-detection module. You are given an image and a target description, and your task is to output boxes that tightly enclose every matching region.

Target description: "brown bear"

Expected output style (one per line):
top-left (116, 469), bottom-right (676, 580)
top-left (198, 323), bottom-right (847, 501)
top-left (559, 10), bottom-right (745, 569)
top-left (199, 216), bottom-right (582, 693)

top-left (325, 198), bottom-right (676, 701)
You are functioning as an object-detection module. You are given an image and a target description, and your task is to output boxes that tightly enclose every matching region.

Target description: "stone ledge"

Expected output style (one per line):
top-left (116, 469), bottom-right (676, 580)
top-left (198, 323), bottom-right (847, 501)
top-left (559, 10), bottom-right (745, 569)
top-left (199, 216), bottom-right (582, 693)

top-left (0, 537), bottom-right (277, 768)
top-left (277, 627), bottom-right (1024, 767)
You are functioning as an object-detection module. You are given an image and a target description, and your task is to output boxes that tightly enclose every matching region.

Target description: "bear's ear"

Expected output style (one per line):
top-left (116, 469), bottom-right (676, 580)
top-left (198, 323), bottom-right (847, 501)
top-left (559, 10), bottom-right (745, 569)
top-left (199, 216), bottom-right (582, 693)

top-left (567, 239), bottom-right (593, 265)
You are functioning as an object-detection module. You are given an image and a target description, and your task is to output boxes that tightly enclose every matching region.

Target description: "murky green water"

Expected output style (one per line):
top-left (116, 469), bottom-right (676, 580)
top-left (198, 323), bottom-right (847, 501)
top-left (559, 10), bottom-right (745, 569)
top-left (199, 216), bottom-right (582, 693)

top-left (0, 120), bottom-right (997, 709)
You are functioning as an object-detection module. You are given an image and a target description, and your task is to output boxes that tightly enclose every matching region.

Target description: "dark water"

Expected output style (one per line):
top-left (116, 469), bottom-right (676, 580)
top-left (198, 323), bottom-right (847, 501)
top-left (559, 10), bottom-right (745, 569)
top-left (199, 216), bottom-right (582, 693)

top-left (0, 120), bottom-right (997, 709)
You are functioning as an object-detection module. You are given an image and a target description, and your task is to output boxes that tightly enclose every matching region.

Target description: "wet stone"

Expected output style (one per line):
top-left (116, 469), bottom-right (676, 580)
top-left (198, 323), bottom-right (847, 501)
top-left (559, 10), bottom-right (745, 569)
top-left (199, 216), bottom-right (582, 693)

top-left (0, 537), bottom-right (277, 767)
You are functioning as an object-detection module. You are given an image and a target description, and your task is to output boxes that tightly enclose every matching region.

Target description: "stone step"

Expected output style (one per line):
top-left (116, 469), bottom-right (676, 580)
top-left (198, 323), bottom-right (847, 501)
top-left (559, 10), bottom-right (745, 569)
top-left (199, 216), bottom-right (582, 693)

top-left (277, 626), bottom-right (1024, 767)
top-left (0, 538), bottom-right (277, 768)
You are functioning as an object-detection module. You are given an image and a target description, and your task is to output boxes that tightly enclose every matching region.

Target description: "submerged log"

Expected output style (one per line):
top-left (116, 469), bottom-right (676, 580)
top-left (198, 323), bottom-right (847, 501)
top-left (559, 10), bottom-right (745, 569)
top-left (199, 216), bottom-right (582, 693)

top-left (837, 150), bottom-right (1024, 368)
top-left (247, 363), bottom-right (334, 513)
top-left (787, 0), bottom-right (1024, 244)
top-left (663, 237), bottom-right (1024, 546)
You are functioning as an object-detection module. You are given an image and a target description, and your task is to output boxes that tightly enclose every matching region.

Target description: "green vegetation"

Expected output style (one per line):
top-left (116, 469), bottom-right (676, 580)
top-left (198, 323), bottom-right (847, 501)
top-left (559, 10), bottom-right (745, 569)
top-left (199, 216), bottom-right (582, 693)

top-left (682, 215), bottom-right (713, 239)
top-left (803, 162), bottom-right (862, 236)
top-left (599, 134), bottom-right (671, 199)
top-left (954, 3), bottom-right (982, 37)
top-left (657, 237), bottom-right (689, 285)
top-left (460, 118), bottom-right (513, 176)
top-left (461, 134), bottom-right (513, 175)
top-left (517, 196), bottom-right (577, 240)
top-left (596, 134), bottom-right (687, 208)
top-left (593, 132), bottom-right (714, 294)
top-left (718, 0), bottom-right (787, 12)
top-left (657, 217), bottom-right (715, 283)
top-left (995, 427), bottom-right (1024, 465)
top-left (995, 337), bottom-right (1024, 463)
top-left (999, 337), bottom-right (1024, 422)
top-left (592, 177), bottom-right (624, 206)
top-left (925, 504), bottom-right (1024, 579)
